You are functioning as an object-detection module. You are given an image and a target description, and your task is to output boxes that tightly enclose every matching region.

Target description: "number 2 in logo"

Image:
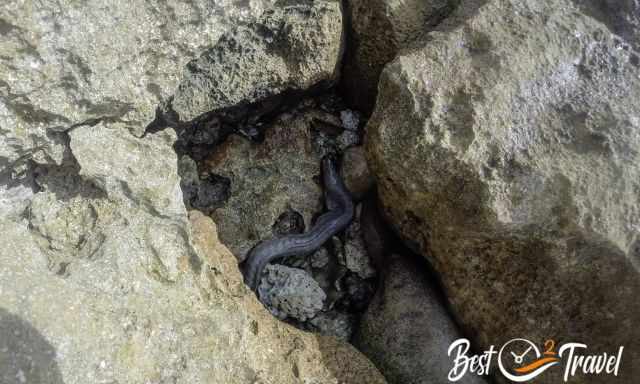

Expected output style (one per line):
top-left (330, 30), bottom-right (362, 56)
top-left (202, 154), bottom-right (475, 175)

top-left (544, 339), bottom-right (556, 356)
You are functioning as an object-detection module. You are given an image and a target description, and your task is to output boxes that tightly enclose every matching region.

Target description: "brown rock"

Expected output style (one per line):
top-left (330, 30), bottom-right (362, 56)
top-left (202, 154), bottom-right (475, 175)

top-left (341, 146), bottom-right (375, 200)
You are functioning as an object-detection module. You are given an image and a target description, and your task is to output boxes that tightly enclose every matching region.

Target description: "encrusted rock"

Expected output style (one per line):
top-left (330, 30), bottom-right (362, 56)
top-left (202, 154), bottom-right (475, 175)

top-left (340, 109), bottom-right (361, 131)
top-left (367, 1), bottom-right (640, 382)
top-left (342, 220), bottom-right (376, 279)
top-left (171, 0), bottom-right (344, 123)
top-left (258, 264), bottom-right (326, 321)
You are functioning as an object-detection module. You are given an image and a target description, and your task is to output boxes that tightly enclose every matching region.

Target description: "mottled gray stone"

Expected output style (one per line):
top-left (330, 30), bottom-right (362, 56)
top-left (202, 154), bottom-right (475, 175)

top-left (0, 172), bottom-right (34, 220)
top-left (342, 221), bottom-right (376, 279)
top-left (308, 311), bottom-right (355, 342)
top-left (258, 264), bottom-right (326, 321)
top-left (340, 109), bottom-right (361, 131)
top-left (366, 1), bottom-right (640, 382)
top-left (310, 247), bottom-right (330, 269)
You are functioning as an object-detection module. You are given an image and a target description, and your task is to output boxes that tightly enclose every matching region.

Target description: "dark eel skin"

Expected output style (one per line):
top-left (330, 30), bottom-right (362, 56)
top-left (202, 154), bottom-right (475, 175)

top-left (241, 157), bottom-right (354, 292)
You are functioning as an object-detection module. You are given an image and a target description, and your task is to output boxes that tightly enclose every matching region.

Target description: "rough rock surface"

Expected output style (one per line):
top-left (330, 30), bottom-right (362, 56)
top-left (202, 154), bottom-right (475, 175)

top-left (171, 0), bottom-right (344, 123)
top-left (203, 114), bottom-right (324, 261)
top-left (0, 0), bottom-right (272, 170)
top-left (258, 264), bottom-right (326, 321)
top-left (571, 0), bottom-right (640, 51)
top-left (341, 0), bottom-right (455, 113)
top-left (367, 0), bottom-right (640, 382)
top-left (0, 123), bottom-right (387, 384)
top-left (201, 97), bottom-right (369, 261)
top-left (355, 253), bottom-right (485, 384)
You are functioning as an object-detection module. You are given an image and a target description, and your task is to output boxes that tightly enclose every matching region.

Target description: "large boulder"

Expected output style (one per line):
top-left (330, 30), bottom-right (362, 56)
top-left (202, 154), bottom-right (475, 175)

top-left (367, 0), bottom-right (640, 382)
top-left (0, 123), bottom-right (387, 384)
top-left (0, 0), bottom-right (269, 169)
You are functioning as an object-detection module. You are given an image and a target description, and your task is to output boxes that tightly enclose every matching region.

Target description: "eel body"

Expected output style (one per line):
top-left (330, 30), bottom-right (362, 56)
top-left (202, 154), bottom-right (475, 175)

top-left (241, 157), bottom-right (354, 291)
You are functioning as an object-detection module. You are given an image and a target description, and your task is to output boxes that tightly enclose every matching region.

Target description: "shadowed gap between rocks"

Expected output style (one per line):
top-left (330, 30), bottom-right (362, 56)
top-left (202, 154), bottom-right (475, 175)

top-left (338, 0), bottom-right (487, 116)
top-left (145, 80), bottom-right (336, 160)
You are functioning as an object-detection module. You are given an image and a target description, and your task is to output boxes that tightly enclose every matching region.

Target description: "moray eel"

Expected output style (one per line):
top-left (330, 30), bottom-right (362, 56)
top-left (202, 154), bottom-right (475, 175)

top-left (241, 156), bottom-right (354, 292)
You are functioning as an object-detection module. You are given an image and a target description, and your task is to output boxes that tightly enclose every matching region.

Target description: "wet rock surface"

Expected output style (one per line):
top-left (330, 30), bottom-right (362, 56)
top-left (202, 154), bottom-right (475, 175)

top-left (367, 0), bottom-right (640, 382)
